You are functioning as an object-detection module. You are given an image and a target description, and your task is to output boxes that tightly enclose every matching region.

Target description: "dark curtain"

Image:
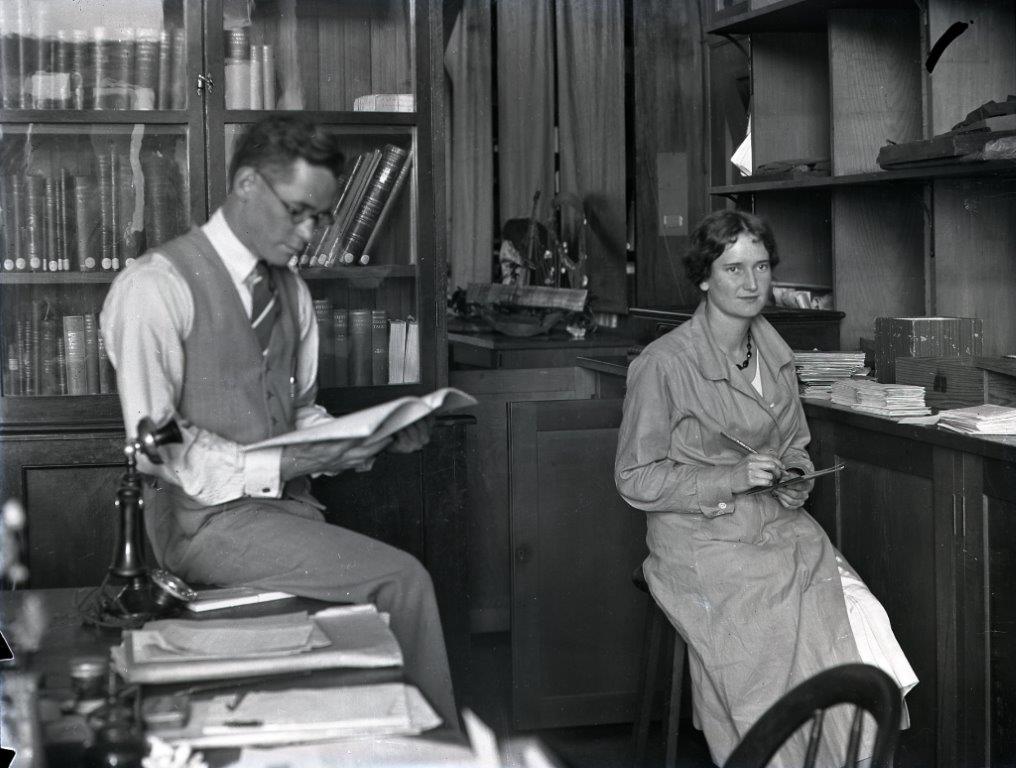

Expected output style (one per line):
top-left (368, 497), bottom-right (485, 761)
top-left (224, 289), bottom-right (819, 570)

top-left (444, 0), bottom-right (495, 290)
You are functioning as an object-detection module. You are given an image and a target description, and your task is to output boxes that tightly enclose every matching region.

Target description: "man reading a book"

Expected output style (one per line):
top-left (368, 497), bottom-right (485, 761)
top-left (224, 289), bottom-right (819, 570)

top-left (100, 115), bottom-right (457, 728)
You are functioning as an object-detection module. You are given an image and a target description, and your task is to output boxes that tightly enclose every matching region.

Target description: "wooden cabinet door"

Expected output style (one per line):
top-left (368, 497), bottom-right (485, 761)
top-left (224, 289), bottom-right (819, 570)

top-left (508, 398), bottom-right (648, 729)
top-left (0, 430), bottom-right (125, 588)
top-left (807, 419), bottom-right (945, 768)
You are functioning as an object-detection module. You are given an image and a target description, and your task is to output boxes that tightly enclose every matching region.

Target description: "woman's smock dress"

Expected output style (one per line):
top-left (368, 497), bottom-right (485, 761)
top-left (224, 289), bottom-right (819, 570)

top-left (615, 304), bottom-right (911, 767)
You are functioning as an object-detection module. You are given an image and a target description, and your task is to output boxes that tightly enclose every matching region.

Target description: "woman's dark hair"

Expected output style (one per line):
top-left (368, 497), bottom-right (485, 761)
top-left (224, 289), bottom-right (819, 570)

top-left (228, 116), bottom-right (345, 188)
top-left (683, 209), bottom-right (779, 287)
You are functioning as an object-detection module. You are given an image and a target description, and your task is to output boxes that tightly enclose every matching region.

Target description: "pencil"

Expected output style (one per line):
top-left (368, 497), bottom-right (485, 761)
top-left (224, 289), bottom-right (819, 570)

top-left (720, 430), bottom-right (757, 455)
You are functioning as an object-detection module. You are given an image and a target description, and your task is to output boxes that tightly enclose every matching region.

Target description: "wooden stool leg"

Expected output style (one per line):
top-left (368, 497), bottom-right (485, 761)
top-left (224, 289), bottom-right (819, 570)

top-left (633, 598), bottom-right (664, 768)
top-left (664, 634), bottom-right (686, 768)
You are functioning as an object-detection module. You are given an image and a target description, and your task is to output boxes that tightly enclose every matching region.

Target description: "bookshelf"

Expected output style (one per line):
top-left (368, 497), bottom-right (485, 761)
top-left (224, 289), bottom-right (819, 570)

top-left (0, 0), bottom-right (463, 657)
top-left (703, 3), bottom-right (1016, 767)
top-left (706, 0), bottom-right (1016, 359)
top-left (0, 0), bottom-right (445, 417)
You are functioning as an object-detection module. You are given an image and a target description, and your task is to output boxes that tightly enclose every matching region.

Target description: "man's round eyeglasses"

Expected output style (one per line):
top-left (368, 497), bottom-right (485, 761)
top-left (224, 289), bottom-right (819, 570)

top-left (256, 170), bottom-right (334, 228)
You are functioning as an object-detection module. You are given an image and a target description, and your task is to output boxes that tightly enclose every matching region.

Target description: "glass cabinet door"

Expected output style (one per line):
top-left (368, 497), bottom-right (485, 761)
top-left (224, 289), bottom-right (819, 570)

top-left (218, 0), bottom-right (415, 113)
top-left (222, 123), bottom-right (419, 390)
top-left (0, 0), bottom-right (190, 111)
top-left (1, 123), bottom-right (190, 398)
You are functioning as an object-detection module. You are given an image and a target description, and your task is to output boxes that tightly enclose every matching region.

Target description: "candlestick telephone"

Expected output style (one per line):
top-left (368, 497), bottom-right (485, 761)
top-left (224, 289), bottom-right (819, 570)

top-left (78, 416), bottom-right (197, 628)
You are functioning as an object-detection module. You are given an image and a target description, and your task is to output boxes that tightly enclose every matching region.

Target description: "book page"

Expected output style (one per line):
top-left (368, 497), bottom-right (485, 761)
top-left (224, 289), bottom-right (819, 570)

top-left (242, 387), bottom-right (476, 451)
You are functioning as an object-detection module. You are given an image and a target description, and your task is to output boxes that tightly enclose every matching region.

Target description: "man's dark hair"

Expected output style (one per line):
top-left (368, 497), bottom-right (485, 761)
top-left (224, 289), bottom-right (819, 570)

top-left (228, 115), bottom-right (345, 187)
top-left (683, 209), bottom-right (779, 287)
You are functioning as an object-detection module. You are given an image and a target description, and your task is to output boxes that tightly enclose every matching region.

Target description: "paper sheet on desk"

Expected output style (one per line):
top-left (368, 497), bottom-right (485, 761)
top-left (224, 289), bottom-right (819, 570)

top-left (242, 388), bottom-right (477, 451)
top-left (113, 604), bottom-right (402, 684)
top-left (157, 682), bottom-right (441, 749)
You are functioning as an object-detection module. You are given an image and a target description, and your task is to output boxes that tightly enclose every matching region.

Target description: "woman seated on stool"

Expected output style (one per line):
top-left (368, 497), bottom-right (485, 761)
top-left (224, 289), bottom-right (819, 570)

top-left (614, 209), bottom-right (917, 767)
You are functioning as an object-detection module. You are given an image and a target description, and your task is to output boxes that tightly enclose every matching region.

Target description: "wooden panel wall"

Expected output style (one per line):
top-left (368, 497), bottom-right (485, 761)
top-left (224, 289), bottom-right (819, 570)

top-left (933, 179), bottom-right (1016, 357)
top-left (751, 33), bottom-right (829, 168)
top-left (828, 9), bottom-right (922, 175)
top-left (632, 0), bottom-right (708, 307)
top-left (928, 0), bottom-right (1016, 134)
top-left (832, 187), bottom-right (925, 349)
top-left (753, 192), bottom-right (832, 288)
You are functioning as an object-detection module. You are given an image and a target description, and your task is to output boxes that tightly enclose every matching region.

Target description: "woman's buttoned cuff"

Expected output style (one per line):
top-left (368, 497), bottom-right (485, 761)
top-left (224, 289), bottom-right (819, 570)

top-left (695, 465), bottom-right (735, 517)
top-left (243, 446), bottom-right (283, 497)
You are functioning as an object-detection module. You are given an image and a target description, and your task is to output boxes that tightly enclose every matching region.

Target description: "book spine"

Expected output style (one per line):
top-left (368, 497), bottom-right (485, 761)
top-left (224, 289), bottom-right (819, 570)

top-left (169, 27), bottom-right (186, 110)
top-left (339, 146), bottom-right (409, 266)
top-left (313, 298), bottom-right (334, 388)
top-left (224, 27), bottom-right (251, 109)
top-left (0, 25), bottom-right (22, 109)
top-left (28, 300), bottom-right (41, 396)
top-left (325, 150), bottom-right (381, 267)
top-left (56, 332), bottom-right (67, 394)
top-left (8, 175), bottom-right (24, 270)
top-left (83, 313), bottom-right (100, 395)
top-left (133, 31), bottom-right (159, 110)
top-left (18, 316), bottom-right (29, 394)
top-left (24, 175), bottom-right (45, 272)
top-left (362, 148), bottom-right (413, 264)
top-left (44, 175), bottom-right (58, 271)
top-left (69, 29), bottom-right (88, 109)
top-left (332, 308), bottom-right (348, 386)
top-left (97, 328), bottom-right (113, 394)
top-left (261, 43), bottom-right (275, 109)
top-left (156, 29), bottom-right (171, 109)
top-left (62, 315), bottom-right (87, 395)
top-left (96, 154), bottom-right (113, 270)
top-left (91, 27), bottom-right (110, 109)
top-left (317, 157), bottom-right (366, 266)
top-left (249, 43), bottom-right (263, 110)
top-left (109, 149), bottom-right (121, 270)
top-left (404, 318), bottom-right (420, 383)
top-left (0, 175), bottom-right (13, 271)
top-left (39, 312), bottom-right (59, 395)
top-left (74, 175), bottom-right (97, 271)
top-left (54, 30), bottom-right (73, 109)
top-left (371, 309), bottom-right (389, 385)
top-left (348, 309), bottom-right (373, 386)
top-left (58, 170), bottom-right (70, 270)
top-left (5, 340), bottom-right (21, 396)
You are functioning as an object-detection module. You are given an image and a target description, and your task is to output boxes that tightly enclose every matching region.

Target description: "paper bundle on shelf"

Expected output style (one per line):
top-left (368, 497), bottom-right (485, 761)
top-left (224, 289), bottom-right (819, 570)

top-left (831, 379), bottom-right (931, 418)
top-left (938, 404), bottom-right (1016, 435)
top-left (793, 351), bottom-right (868, 400)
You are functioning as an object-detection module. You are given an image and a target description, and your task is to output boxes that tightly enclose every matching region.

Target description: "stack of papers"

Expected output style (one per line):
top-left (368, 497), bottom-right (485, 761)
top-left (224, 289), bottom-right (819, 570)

top-left (156, 682), bottom-right (441, 749)
top-left (794, 351), bottom-right (869, 399)
top-left (112, 604), bottom-right (403, 684)
top-left (831, 380), bottom-right (931, 418)
top-left (938, 404), bottom-right (1016, 434)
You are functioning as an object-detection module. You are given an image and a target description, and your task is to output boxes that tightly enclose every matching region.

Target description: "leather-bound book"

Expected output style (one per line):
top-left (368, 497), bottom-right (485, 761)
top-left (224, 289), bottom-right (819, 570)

top-left (74, 175), bottom-right (98, 271)
top-left (39, 311), bottom-right (60, 395)
top-left (332, 308), bottom-right (349, 386)
top-left (24, 175), bottom-right (45, 272)
top-left (62, 315), bottom-right (88, 396)
top-left (348, 308), bottom-right (372, 387)
top-left (134, 30), bottom-right (160, 109)
top-left (313, 298), bottom-right (334, 388)
top-left (371, 309), bottom-right (389, 385)
top-left (82, 313), bottom-right (100, 394)
top-left (338, 145), bottom-right (409, 266)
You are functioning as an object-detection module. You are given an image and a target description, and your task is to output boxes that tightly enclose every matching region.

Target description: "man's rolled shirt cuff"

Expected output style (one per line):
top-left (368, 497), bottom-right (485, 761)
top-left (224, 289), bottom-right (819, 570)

top-left (243, 446), bottom-right (283, 497)
top-left (695, 465), bottom-right (736, 518)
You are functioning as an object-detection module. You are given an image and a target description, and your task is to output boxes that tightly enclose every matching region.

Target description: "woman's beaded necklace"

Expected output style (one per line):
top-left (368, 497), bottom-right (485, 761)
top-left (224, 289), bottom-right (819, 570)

top-left (735, 331), bottom-right (753, 370)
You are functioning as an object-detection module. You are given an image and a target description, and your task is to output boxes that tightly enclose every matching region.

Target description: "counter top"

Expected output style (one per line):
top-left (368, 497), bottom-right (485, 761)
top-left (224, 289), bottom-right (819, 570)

top-left (449, 330), bottom-right (636, 351)
top-left (576, 354), bottom-right (1016, 464)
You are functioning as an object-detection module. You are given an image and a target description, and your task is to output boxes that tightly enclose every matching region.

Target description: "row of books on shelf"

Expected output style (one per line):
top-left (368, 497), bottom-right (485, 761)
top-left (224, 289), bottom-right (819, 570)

top-left (313, 303), bottom-right (419, 388)
top-left (300, 144), bottom-right (412, 269)
top-left (0, 20), bottom-right (188, 110)
top-left (222, 27), bottom-right (277, 110)
top-left (4, 303), bottom-right (115, 397)
top-left (0, 150), bottom-right (184, 272)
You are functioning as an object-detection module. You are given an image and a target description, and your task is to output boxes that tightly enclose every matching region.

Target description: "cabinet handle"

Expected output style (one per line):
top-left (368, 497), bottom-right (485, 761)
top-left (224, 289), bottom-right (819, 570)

top-left (960, 495), bottom-right (966, 537)
top-left (196, 73), bottom-right (214, 94)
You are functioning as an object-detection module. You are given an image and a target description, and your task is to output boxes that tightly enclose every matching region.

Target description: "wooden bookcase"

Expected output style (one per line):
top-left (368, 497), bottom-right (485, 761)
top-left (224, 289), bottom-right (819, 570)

top-left (707, 0), bottom-right (1016, 356)
top-left (0, 1), bottom-right (465, 671)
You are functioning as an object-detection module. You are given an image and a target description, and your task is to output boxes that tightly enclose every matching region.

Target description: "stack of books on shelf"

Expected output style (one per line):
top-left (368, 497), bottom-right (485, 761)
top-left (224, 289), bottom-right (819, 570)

top-left (0, 148), bottom-right (183, 273)
top-left (0, 16), bottom-right (188, 110)
top-left (830, 379), bottom-right (931, 419)
top-left (299, 144), bottom-right (413, 269)
top-left (793, 351), bottom-right (869, 400)
top-left (938, 404), bottom-right (1016, 435)
top-left (311, 301), bottom-right (419, 388)
top-left (223, 27), bottom-right (277, 110)
top-left (4, 301), bottom-right (115, 397)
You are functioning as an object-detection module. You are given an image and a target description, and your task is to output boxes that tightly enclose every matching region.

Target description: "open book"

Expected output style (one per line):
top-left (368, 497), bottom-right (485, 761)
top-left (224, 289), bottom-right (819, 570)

top-left (243, 387), bottom-right (477, 451)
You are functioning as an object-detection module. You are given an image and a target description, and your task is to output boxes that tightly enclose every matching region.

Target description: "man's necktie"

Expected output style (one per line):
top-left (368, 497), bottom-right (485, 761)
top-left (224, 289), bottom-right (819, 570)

top-left (249, 261), bottom-right (278, 355)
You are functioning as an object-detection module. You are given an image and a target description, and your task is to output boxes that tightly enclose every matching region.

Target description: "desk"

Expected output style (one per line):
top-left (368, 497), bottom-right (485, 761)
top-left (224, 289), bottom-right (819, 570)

top-left (448, 330), bottom-right (636, 370)
top-left (0, 588), bottom-right (466, 767)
